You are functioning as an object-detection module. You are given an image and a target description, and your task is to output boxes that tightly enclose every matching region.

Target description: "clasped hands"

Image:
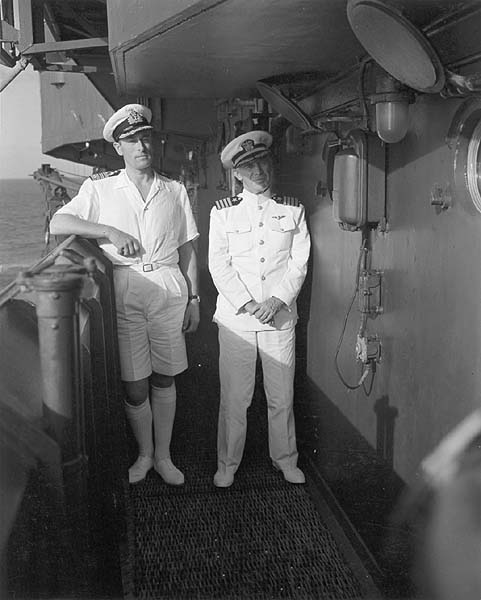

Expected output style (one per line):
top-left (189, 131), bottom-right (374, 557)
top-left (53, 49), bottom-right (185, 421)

top-left (243, 296), bottom-right (285, 325)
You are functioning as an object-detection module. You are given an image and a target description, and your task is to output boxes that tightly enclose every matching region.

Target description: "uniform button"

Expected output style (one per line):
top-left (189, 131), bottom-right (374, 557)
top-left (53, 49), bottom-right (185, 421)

top-left (258, 205), bottom-right (263, 210)
top-left (260, 257), bottom-right (265, 263)
top-left (261, 275), bottom-right (266, 281)
top-left (259, 240), bottom-right (264, 245)
top-left (259, 222), bottom-right (264, 227)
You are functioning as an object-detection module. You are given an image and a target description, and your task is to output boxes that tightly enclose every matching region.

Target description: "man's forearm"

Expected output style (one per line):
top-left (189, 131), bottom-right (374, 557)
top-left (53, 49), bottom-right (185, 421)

top-left (50, 213), bottom-right (141, 256)
top-left (178, 240), bottom-right (199, 296)
top-left (49, 213), bottom-right (112, 239)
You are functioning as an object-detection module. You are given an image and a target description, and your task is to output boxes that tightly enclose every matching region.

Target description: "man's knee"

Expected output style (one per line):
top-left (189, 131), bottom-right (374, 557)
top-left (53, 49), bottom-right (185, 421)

top-left (123, 378), bottom-right (149, 405)
top-left (150, 372), bottom-right (174, 388)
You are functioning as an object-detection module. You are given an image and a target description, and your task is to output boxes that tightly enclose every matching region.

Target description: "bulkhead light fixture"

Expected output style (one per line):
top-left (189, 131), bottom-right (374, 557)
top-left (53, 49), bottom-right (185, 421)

top-left (374, 100), bottom-right (409, 143)
top-left (370, 72), bottom-right (414, 143)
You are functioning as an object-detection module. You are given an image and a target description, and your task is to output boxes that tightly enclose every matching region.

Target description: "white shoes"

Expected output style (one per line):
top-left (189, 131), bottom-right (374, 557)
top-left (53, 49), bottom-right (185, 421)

top-left (213, 465), bottom-right (306, 487)
top-left (213, 470), bottom-right (235, 488)
top-left (130, 457), bottom-right (304, 486)
top-left (154, 457), bottom-right (185, 486)
top-left (128, 455), bottom-right (184, 485)
top-left (129, 455), bottom-right (154, 484)
top-left (274, 464), bottom-right (306, 484)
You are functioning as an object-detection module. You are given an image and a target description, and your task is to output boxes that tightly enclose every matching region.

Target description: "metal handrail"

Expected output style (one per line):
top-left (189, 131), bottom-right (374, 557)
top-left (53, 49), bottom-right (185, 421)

top-left (0, 235), bottom-right (76, 308)
top-left (32, 173), bottom-right (82, 193)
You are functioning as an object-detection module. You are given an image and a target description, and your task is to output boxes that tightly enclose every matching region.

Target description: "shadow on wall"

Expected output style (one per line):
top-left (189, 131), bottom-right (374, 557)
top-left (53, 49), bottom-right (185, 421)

top-left (374, 395), bottom-right (399, 470)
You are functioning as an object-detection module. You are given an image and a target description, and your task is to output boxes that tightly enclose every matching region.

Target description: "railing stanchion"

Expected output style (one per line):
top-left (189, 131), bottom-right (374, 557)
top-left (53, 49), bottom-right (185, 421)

top-left (19, 263), bottom-right (90, 592)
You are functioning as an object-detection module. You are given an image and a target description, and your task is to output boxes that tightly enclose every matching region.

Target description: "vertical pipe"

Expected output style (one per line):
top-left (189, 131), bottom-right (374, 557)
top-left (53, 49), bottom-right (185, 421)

top-left (26, 264), bottom-right (91, 593)
top-left (30, 265), bottom-right (85, 460)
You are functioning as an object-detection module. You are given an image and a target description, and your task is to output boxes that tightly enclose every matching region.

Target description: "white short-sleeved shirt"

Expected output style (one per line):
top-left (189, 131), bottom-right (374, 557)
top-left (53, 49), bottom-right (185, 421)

top-left (56, 169), bottom-right (199, 265)
top-left (208, 189), bottom-right (311, 331)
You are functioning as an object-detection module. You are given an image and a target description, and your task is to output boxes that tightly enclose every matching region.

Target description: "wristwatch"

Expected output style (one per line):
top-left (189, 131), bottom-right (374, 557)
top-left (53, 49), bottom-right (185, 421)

top-left (188, 294), bottom-right (200, 302)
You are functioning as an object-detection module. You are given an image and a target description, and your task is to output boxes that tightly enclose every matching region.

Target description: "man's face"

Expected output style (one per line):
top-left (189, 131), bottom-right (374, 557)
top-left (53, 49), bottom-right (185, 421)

top-left (234, 155), bottom-right (273, 195)
top-left (114, 131), bottom-right (153, 171)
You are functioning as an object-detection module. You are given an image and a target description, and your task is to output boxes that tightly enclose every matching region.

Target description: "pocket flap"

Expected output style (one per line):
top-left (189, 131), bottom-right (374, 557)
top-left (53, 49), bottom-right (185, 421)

top-left (226, 221), bottom-right (252, 234)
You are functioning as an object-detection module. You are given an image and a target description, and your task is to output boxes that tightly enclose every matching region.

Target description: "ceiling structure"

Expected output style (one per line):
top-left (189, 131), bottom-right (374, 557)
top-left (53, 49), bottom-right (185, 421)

top-left (3, 0), bottom-right (479, 166)
top-left (108, 0), bottom-right (467, 99)
top-left (8, 0), bottom-right (478, 105)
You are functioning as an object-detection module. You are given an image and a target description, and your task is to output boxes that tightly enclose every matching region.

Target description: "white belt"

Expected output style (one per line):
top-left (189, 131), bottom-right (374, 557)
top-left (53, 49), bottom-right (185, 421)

top-left (114, 262), bottom-right (168, 272)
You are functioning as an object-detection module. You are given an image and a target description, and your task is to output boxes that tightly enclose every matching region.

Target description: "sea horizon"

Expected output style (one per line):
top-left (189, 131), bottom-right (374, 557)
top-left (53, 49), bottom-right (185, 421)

top-left (0, 178), bottom-right (46, 288)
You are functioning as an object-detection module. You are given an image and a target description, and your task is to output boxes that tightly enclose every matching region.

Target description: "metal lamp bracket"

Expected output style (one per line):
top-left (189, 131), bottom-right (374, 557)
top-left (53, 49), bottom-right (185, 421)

top-left (369, 91), bottom-right (415, 105)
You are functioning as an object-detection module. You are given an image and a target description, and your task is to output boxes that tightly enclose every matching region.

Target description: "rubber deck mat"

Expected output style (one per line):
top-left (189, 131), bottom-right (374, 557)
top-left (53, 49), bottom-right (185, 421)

top-left (122, 330), bottom-right (379, 599)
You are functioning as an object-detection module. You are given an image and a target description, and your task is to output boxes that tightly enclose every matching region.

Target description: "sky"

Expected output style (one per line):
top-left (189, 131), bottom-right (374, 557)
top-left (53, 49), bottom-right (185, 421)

top-left (0, 63), bottom-right (91, 179)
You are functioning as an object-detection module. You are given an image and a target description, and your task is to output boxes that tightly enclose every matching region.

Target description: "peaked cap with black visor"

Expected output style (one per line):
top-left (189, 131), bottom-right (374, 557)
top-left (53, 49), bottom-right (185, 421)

top-left (103, 104), bottom-right (153, 143)
top-left (220, 130), bottom-right (273, 169)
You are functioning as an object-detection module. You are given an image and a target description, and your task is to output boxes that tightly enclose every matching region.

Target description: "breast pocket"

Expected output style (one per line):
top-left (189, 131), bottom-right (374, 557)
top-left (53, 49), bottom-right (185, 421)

top-left (226, 222), bottom-right (253, 256)
top-left (268, 215), bottom-right (296, 250)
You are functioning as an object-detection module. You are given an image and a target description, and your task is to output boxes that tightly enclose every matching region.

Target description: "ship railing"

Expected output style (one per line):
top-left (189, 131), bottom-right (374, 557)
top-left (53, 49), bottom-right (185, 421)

top-left (0, 234), bottom-right (76, 307)
top-left (31, 165), bottom-right (84, 251)
top-left (0, 235), bottom-right (128, 598)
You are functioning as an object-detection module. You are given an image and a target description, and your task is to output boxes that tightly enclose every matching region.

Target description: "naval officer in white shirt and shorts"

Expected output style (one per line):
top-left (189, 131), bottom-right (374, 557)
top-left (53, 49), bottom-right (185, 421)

top-left (50, 104), bottom-right (200, 486)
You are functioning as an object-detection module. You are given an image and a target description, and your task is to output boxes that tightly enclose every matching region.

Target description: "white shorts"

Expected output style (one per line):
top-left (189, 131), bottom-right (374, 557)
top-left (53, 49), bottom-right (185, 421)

top-left (113, 265), bottom-right (188, 381)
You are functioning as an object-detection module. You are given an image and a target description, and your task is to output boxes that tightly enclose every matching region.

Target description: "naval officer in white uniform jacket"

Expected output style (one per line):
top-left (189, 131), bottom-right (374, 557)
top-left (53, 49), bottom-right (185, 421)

top-left (50, 104), bottom-right (200, 486)
top-left (208, 130), bottom-right (311, 487)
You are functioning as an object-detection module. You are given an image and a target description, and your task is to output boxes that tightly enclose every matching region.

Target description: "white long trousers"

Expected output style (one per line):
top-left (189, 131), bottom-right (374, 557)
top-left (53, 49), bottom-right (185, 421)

top-left (217, 324), bottom-right (298, 475)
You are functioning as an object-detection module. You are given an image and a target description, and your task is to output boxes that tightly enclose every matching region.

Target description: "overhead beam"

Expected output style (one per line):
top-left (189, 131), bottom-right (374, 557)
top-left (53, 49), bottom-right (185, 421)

top-left (44, 63), bottom-right (112, 74)
top-left (21, 37), bottom-right (108, 55)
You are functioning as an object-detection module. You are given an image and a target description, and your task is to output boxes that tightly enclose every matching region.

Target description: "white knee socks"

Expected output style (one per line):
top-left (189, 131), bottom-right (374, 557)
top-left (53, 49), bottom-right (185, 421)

top-left (151, 383), bottom-right (176, 461)
top-left (124, 398), bottom-right (154, 458)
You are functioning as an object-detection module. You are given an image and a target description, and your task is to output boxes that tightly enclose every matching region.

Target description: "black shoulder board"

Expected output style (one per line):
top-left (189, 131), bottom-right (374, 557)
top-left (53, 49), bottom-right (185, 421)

top-left (273, 194), bottom-right (300, 207)
top-left (215, 195), bottom-right (242, 210)
top-left (89, 169), bottom-right (121, 181)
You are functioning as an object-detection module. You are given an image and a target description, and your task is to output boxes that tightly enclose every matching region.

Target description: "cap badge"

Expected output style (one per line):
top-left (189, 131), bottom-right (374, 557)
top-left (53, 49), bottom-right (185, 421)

top-left (127, 109), bottom-right (144, 125)
top-left (241, 139), bottom-right (255, 152)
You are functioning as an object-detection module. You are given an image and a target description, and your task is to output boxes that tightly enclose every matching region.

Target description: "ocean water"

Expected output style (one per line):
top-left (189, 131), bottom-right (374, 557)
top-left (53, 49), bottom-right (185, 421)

top-left (0, 178), bottom-right (46, 289)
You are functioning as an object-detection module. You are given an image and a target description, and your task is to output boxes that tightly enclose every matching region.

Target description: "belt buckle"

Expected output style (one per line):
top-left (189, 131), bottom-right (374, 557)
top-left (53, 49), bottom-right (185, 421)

top-left (142, 263), bottom-right (154, 272)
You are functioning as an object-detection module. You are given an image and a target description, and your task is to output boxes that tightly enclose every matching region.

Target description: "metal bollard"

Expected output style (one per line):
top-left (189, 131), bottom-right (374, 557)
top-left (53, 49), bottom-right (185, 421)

top-left (18, 264), bottom-right (90, 508)
top-left (17, 263), bottom-right (92, 593)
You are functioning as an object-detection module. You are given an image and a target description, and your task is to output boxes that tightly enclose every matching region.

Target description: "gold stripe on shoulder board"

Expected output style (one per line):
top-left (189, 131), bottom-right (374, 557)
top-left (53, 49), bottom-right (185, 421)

top-left (90, 169), bottom-right (121, 181)
top-left (273, 194), bottom-right (300, 207)
top-left (215, 195), bottom-right (242, 210)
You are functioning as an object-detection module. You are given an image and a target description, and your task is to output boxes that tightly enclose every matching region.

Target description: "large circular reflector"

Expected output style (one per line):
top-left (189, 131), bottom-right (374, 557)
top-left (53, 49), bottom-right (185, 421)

top-left (347, 0), bottom-right (445, 93)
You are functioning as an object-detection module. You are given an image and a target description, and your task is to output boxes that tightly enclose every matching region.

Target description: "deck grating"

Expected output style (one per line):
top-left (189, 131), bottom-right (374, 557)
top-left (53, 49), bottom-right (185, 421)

top-left (123, 337), bottom-right (379, 600)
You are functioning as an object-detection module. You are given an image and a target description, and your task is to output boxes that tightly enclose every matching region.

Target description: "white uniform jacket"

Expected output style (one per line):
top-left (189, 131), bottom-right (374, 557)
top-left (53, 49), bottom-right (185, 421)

top-left (208, 189), bottom-right (311, 331)
top-left (55, 169), bottom-right (199, 267)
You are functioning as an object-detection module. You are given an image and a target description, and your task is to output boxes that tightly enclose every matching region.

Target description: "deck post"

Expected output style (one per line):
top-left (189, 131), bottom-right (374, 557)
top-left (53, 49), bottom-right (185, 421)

top-left (22, 263), bottom-right (91, 592)
top-left (28, 265), bottom-right (85, 460)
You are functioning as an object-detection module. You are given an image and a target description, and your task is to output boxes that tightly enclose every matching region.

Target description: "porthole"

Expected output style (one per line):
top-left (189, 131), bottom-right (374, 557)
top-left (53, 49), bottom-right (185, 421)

top-left (466, 119), bottom-right (481, 212)
top-left (447, 98), bottom-right (481, 215)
